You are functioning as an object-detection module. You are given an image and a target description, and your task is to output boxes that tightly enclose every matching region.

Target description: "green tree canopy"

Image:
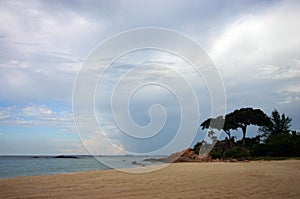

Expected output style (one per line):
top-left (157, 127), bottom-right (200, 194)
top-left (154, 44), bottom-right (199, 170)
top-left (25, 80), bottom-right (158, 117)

top-left (227, 108), bottom-right (271, 147)
top-left (201, 108), bottom-right (271, 147)
top-left (200, 115), bottom-right (237, 147)
top-left (259, 109), bottom-right (292, 138)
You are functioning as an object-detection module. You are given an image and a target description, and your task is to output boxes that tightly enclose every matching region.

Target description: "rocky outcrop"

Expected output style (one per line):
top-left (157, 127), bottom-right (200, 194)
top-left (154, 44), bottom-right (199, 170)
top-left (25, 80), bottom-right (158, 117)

top-left (164, 148), bottom-right (200, 163)
top-left (144, 148), bottom-right (248, 163)
top-left (145, 148), bottom-right (212, 163)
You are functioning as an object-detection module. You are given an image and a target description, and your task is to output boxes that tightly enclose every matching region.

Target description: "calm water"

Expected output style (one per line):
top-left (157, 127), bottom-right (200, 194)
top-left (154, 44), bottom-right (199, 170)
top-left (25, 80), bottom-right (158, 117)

top-left (0, 156), bottom-right (164, 179)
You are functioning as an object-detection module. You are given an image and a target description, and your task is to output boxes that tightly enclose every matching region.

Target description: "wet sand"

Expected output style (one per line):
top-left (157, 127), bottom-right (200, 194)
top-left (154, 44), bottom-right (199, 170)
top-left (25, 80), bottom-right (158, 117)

top-left (0, 160), bottom-right (299, 198)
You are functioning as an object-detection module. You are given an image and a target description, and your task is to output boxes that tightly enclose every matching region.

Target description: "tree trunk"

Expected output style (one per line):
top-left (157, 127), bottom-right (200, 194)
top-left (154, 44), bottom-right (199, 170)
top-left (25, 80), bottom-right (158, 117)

top-left (242, 125), bottom-right (247, 147)
top-left (225, 130), bottom-right (233, 148)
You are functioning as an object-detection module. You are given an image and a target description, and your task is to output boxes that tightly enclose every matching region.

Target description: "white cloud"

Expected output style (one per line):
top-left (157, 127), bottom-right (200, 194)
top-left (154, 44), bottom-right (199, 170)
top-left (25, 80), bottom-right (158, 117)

top-left (257, 64), bottom-right (300, 80)
top-left (0, 66), bottom-right (74, 103)
top-left (0, 1), bottom-right (109, 98)
top-left (0, 103), bottom-right (74, 130)
top-left (278, 84), bottom-right (300, 105)
top-left (284, 85), bottom-right (300, 94)
top-left (0, 1), bottom-right (110, 104)
top-left (209, 1), bottom-right (300, 81)
top-left (0, 1), bottom-right (106, 57)
top-left (82, 133), bottom-right (126, 155)
top-left (278, 97), bottom-right (293, 104)
top-left (206, 0), bottom-right (300, 117)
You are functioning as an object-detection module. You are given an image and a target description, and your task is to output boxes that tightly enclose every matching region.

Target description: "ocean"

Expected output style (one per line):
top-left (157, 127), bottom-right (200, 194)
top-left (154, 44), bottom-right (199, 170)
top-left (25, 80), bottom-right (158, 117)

top-left (0, 155), bottom-right (164, 179)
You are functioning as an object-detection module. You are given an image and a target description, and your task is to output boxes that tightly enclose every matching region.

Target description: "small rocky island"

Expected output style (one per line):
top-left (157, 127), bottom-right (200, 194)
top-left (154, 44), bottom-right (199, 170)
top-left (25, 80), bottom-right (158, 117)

top-left (54, 155), bottom-right (78, 159)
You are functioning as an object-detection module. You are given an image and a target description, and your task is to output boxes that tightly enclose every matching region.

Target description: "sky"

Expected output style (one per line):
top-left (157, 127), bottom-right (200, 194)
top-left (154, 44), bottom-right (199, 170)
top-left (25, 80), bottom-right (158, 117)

top-left (0, 0), bottom-right (299, 155)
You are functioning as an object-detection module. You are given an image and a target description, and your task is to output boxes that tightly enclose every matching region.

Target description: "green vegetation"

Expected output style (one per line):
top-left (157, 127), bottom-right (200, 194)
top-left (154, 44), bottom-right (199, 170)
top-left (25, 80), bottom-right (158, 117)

top-left (194, 108), bottom-right (300, 159)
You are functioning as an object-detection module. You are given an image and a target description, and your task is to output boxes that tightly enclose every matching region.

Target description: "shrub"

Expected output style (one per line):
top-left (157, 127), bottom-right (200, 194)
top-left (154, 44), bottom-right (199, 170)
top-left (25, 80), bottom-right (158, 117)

top-left (293, 138), bottom-right (300, 156)
top-left (250, 143), bottom-right (268, 156)
top-left (266, 134), bottom-right (294, 157)
top-left (210, 151), bottom-right (222, 159)
top-left (223, 147), bottom-right (249, 159)
top-left (236, 136), bottom-right (260, 148)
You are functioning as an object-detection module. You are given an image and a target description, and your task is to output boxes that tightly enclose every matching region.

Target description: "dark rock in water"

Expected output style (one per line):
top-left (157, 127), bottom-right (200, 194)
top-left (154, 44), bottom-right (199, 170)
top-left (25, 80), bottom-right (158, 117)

top-left (32, 156), bottom-right (39, 158)
top-left (132, 161), bottom-right (137, 164)
top-left (131, 161), bottom-right (145, 166)
top-left (54, 155), bottom-right (78, 159)
top-left (143, 158), bottom-right (165, 163)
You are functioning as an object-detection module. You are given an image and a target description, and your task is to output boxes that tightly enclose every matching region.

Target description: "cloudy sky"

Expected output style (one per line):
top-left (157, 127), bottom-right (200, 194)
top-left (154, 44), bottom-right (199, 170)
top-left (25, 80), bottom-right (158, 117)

top-left (0, 0), bottom-right (299, 155)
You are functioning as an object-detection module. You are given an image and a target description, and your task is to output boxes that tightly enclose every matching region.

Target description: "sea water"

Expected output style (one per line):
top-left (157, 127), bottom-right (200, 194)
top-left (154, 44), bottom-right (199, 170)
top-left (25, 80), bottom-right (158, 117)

top-left (0, 155), bottom-right (164, 179)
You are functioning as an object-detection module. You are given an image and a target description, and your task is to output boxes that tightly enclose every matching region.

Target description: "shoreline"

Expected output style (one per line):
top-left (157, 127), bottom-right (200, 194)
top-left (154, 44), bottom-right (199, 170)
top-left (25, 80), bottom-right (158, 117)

top-left (0, 155), bottom-right (167, 179)
top-left (0, 158), bottom-right (298, 180)
top-left (1, 160), bottom-right (299, 198)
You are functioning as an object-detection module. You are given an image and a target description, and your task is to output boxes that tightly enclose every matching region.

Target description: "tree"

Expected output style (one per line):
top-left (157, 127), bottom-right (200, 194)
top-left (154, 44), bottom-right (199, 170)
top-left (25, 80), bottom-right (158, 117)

top-left (258, 109), bottom-right (294, 156)
top-left (201, 116), bottom-right (225, 137)
top-left (259, 109), bottom-right (292, 138)
top-left (200, 116), bottom-right (224, 131)
top-left (200, 115), bottom-right (237, 147)
top-left (199, 108), bottom-right (298, 157)
top-left (227, 108), bottom-right (271, 147)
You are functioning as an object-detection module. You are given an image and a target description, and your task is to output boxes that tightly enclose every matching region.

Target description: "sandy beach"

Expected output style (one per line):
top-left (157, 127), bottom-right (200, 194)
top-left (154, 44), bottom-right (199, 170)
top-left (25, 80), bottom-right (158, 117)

top-left (0, 160), bottom-right (299, 198)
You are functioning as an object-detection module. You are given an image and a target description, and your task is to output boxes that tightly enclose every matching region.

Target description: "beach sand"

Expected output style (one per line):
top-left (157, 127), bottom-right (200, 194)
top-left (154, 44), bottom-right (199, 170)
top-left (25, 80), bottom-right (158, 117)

top-left (0, 160), bottom-right (299, 198)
